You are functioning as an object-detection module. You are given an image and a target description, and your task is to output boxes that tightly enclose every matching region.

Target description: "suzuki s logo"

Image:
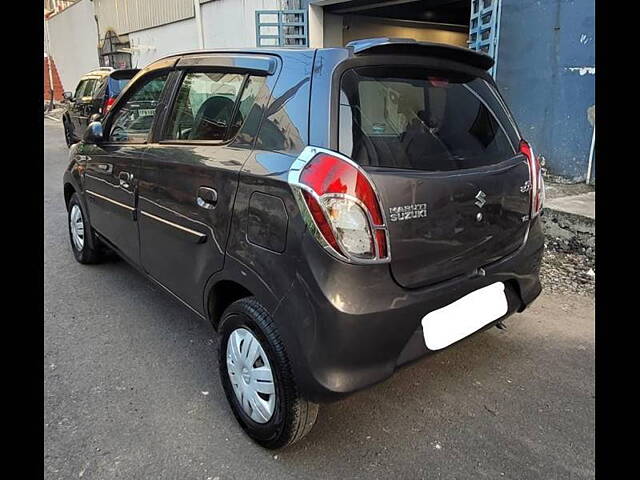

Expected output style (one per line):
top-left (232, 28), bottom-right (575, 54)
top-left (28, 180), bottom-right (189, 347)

top-left (474, 190), bottom-right (487, 208)
top-left (389, 203), bottom-right (427, 222)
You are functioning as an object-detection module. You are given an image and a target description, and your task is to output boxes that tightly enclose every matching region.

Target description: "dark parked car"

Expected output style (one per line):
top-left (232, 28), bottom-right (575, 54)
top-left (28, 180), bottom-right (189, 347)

top-left (63, 38), bottom-right (544, 449)
top-left (62, 67), bottom-right (138, 147)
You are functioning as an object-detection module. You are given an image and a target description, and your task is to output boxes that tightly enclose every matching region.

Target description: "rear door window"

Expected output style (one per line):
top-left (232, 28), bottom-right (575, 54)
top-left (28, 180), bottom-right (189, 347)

top-left (163, 71), bottom-right (266, 142)
top-left (338, 66), bottom-right (518, 172)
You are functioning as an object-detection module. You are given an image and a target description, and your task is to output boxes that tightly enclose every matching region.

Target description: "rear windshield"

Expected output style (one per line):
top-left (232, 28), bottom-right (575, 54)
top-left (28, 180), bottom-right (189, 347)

top-left (338, 66), bottom-right (519, 172)
top-left (108, 77), bottom-right (132, 97)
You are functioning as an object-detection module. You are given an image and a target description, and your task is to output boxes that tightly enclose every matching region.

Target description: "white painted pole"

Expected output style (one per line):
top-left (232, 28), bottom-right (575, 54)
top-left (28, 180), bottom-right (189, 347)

top-left (493, 0), bottom-right (503, 78)
top-left (586, 125), bottom-right (595, 184)
top-left (44, 17), bottom-right (55, 111)
top-left (308, 4), bottom-right (324, 48)
top-left (194, 0), bottom-right (205, 49)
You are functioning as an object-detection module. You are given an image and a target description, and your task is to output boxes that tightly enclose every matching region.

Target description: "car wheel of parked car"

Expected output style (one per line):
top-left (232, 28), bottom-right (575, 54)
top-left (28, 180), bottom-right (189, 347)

top-left (68, 193), bottom-right (103, 264)
top-left (63, 118), bottom-right (74, 148)
top-left (218, 297), bottom-right (319, 449)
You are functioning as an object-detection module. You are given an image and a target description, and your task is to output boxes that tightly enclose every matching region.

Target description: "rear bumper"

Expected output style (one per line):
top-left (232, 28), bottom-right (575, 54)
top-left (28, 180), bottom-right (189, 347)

top-left (274, 216), bottom-right (544, 403)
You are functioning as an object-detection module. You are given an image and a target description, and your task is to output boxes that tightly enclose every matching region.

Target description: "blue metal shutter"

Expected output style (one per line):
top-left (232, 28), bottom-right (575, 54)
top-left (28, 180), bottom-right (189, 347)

top-left (468, 0), bottom-right (502, 77)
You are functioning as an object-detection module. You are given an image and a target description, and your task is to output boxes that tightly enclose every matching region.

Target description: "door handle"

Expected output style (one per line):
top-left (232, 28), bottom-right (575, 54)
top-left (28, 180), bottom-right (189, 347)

top-left (197, 187), bottom-right (218, 210)
top-left (119, 171), bottom-right (133, 188)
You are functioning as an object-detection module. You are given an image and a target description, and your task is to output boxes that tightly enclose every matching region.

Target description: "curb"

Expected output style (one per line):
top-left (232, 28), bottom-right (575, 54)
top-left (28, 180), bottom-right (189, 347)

top-left (541, 207), bottom-right (595, 258)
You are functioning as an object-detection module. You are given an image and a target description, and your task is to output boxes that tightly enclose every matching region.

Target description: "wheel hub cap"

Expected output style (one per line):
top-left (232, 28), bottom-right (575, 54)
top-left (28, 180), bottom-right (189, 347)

top-left (226, 328), bottom-right (275, 424)
top-left (70, 204), bottom-right (85, 251)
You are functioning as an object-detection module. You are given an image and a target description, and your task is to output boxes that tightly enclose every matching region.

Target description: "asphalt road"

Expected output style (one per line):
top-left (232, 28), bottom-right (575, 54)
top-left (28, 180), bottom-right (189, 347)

top-left (44, 120), bottom-right (595, 479)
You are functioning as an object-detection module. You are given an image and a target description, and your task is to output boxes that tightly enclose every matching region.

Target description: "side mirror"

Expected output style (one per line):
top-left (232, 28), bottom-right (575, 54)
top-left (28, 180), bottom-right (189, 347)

top-left (83, 121), bottom-right (104, 144)
top-left (89, 113), bottom-right (102, 123)
top-left (63, 91), bottom-right (73, 101)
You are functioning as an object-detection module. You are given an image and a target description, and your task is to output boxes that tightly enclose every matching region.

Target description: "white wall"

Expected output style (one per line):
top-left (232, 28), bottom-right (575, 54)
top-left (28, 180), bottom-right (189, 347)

top-left (201, 0), bottom-right (281, 48)
top-left (129, 18), bottom-right (199, 68)
top-left (128, 0), bottom-right (282, 68)
top-left (47, 0), bottom-right (100, 92)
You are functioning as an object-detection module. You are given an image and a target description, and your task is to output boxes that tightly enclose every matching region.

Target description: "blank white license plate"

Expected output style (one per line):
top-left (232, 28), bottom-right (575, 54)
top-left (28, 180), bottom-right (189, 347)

top-left (421, 282), bottom-right (508, 351)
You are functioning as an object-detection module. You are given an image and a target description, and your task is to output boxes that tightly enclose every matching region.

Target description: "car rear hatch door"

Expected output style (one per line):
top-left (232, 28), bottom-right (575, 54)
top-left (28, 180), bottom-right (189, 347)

top-left (338, 63), bottom-right (531, 289)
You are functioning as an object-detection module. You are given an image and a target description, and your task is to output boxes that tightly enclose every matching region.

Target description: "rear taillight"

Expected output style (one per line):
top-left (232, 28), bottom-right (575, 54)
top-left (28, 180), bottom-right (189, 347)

top-left (103, 96), bottom-right (116, 113)
top-left (289, 148), bottom-right (390, 263)
top-left (520, 139), bottom-right (545, 217)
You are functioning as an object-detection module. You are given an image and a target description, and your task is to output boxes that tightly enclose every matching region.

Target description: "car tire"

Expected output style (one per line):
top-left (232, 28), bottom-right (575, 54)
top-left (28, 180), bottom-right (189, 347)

top-left (63, 118), bottom-right (74, 148)
top-left (218, 297), bottom-right (319, 449)
top-left (67, 193), bottom-right (103, 264)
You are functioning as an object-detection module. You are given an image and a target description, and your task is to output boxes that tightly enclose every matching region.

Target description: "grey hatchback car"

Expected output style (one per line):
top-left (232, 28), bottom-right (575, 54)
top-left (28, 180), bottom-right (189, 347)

top-left (63, 38), bottom-right (544, 448)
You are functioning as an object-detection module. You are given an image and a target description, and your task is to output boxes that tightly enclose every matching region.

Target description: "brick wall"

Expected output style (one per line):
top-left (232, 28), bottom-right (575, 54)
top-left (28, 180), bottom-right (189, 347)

top-left (44, 56), bottom-right (64, 102)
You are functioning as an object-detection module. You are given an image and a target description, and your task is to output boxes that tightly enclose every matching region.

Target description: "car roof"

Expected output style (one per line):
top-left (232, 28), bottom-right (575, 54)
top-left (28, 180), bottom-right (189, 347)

top-left (155, 47), bottom-right (315, 61)
top-left (147, 38), bottom-right (493, 71)
top-left (148, 47), bottom-right (314, 69)
top-left (81, 67), bottom-right (113, 77)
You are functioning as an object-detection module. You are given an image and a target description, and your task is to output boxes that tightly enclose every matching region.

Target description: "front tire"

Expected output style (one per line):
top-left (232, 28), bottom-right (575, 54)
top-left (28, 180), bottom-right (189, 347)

top-left (67, 193), bottom-right (103, 264)
top-left (218, 297), bottom-right (318, 449)
top-left (63, 117), bottom-right (76, 147)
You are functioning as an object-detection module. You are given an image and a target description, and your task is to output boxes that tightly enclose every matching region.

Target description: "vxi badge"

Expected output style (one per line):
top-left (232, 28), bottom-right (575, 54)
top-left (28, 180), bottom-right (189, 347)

top-left (389, 203), bottom-right (428, 222)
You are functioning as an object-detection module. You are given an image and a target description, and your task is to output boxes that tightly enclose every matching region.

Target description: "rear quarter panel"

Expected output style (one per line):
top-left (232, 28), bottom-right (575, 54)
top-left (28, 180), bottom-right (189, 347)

top-left (206, 50), bottom-right (315, 314)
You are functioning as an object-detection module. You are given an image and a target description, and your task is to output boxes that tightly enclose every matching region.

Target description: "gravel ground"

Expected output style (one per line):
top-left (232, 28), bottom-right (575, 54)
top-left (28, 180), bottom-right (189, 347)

top-left (540, 244), bottom-right (595, 297)
top-left (540, 177), bottom-right (596, 298)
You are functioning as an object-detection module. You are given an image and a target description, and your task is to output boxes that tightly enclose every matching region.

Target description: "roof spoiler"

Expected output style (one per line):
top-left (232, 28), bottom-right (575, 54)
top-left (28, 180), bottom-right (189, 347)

top-left (110, 68), bottom-right (140, 80)
top-left (346, 38), bottom-right (494, 71)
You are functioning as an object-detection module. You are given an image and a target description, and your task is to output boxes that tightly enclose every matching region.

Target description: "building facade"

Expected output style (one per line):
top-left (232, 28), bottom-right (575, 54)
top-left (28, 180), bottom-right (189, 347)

top-left (45, 0), bottom-right (100, 97)
top-left (45, 0), bottom-right (595, 183)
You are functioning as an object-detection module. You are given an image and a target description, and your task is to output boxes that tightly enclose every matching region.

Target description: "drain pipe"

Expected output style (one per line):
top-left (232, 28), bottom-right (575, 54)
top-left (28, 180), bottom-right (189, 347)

top-left (586, 125), bottom-right (595, 184)
top-left (193, 0), bottom-right (205, 49)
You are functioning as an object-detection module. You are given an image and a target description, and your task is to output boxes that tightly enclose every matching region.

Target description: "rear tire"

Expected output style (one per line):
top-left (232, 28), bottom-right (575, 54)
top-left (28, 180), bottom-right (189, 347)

top-left (68, 193), bottom-right (103, 264)
top-left (218, 297), bottom-right (318, 449)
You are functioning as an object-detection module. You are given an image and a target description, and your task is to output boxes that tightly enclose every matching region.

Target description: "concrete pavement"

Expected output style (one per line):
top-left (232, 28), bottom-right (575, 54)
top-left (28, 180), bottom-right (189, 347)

top-left (546, 192), bottom-right (595, 220)
top-left (44, 120), bottom-right (595, 480)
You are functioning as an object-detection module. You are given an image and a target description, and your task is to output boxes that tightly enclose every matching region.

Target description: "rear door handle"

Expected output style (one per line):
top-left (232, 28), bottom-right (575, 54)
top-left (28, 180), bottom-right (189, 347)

top-left (197, 187), bottom-right (218, 210)
top-left (119, 171), bottom-right (133, 188)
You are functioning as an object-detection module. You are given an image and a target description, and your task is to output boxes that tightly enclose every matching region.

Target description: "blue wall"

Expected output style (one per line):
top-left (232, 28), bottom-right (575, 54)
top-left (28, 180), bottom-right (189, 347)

top-left (496, 0), bottom-right (595, 182)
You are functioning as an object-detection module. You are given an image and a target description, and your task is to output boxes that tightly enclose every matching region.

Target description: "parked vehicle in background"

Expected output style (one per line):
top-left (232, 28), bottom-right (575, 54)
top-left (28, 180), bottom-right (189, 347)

top-left (62, 38), bottom-right (544, 449)
top-left (62, 67), bottom-right (139, 147)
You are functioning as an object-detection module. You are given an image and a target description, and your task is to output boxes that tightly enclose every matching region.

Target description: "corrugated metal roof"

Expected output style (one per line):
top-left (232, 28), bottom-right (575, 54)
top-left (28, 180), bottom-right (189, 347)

top-left (94, 0), bottom-right (195, 36)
